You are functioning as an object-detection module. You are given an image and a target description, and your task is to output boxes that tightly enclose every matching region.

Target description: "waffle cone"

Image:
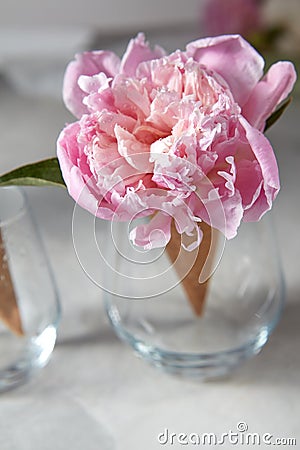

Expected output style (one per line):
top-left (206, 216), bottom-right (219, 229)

top-left (0, 230), bottom-right (23, 336)
top-left (166, 220), bottom-right (215, 316)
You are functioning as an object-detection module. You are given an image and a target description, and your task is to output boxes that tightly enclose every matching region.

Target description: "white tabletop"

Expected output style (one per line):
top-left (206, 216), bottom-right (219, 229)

top-left (0, 51), bottom-right (299, 450)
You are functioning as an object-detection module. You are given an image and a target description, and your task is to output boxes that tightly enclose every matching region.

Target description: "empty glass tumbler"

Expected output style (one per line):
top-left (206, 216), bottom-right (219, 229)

top-left (102, 215), bottom-right (284, 378)
top-left (0, 187), bottom-right (60, 391)
top-left (71, 199), bottom-right (284, 379)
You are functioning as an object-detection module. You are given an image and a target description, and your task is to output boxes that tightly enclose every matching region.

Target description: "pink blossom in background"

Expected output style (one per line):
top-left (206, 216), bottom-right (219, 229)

top-left (57, 33), bottom-right (296, 250)
top-left (201, 0), bottom-right (263, 37)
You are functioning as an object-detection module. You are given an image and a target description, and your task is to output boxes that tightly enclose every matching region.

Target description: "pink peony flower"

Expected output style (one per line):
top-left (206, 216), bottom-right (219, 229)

top-left (57, 33), bottom-right (296, 250)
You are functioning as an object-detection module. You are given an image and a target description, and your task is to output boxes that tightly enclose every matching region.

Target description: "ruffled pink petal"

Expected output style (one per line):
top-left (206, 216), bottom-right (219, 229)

top-left (221, 192), bottom-right (244, 238)
top-left (242, 61), bottom-right (297, 131)
top-left (120, 32), bottom-right (166, 77)
top-left (239, 117), bottom-right (280, 221)
top-left (97, 111), bottom-right (136, 137)
top-left (78, 72), bottom-right (111, 95)
top-left (112, 74), bottom-right (151, 120)
top-left (196, 188), bottom-right (243, 239)
top-left (129, 213), bottom-right (172, 249)
top-left (242, 186), bottom-right (269, 222)
top-left (235, 159), bottom-right (263, 209)
top-left (57, 125), bottom-right (99, 216)
top-left (172, 210), bottom-right (202, 251)
top-left (63, 51), bottom-right (120, 118)
top-left (114, 125), bottom-right (152, 172)
top-left (186, 34), bottom-right (264, 106)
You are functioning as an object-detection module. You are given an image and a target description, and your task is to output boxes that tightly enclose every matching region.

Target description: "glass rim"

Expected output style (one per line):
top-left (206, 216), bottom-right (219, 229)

top-left (0, 186), bottom-right (27, 227)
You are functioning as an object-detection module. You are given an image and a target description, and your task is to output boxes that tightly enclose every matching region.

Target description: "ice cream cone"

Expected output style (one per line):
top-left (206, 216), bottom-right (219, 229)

top-left (166, 220), bottom-right (216, 316)
top-left (0, 230), bottom-right (23, 336)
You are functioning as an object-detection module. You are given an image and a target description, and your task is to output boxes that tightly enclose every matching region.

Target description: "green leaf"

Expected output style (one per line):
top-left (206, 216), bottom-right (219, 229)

top-left (0, 158), bottom-right (66, 188)
top-left (264, 97), bottom-right (292, 132)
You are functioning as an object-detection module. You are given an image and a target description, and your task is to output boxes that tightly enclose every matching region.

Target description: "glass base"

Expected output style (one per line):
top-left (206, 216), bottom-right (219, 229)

top-left (0, 325), bottom-right (57, 392)
top-left (106, 301), bottom-right (272, 378)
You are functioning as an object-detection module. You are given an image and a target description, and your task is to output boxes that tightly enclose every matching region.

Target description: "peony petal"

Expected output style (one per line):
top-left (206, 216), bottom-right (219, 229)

top-left (235, 159), bottom-right (263, 209)
top-left (120, 32), bottom-right (166, 77)
top-left (63, 51), bottom-right (120, 118)
top-left (129, 213), bottom-right (172, 249)
top-left (221, 192), bottom-right (244, 238)
top-left (242, 186), bottom-right (269, 222)
top-left (112, 74), bottom-right (151, 120)
top-left (242, 61), bottom-right (297, 131)
top-left (114, 125), bottom-right (152, 172)
top-left (196, 188), bottom-right (243, 239)
top-left (172, 209), bottom-right (203, 251)
top-left (239, 116), bottom-right (280, 220)
top-left (186, 34), bottom-right (264, 106)
top-left (57, 126), bottom-right (99, 216)
top-left (78, 72), bottom-right (111, 96)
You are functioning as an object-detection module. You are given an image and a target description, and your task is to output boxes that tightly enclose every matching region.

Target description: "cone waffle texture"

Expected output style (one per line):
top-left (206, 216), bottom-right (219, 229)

top-left (166, 221), bottom-right (214, 316)
top-left (0, 230), bottom-right (23, 336)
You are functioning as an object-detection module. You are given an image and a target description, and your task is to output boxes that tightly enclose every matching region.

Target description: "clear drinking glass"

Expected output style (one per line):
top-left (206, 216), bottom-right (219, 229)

top-left (102, 215), bottom-right (284, 378)
top-left (0, 187), bottom-right (60, 391)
